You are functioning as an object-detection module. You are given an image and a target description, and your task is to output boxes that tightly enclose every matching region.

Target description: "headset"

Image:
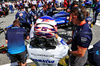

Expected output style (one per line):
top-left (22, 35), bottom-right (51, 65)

top-left (77, 7), bottom-right (85, 21)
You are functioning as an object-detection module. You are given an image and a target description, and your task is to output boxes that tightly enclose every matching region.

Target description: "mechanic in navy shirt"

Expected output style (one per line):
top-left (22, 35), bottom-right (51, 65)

top-left (28, 4), bottom-right (38, 27)
top-left (37, 4), bottom-right (48, 18)
top-left (93, 0), bottom-right (100, 25)
top-left (15, 7), bottom-right (31, 33)
top-left (67, 6), bottom-right (92, 66)
top-left (5, 19), bottom-right (29, 66)
top-left (47, 2), bottom-right (67, 17)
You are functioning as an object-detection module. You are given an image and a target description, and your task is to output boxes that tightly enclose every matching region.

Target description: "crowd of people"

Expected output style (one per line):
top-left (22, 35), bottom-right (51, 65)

top-left (1, 0), bottom-right (99, 25)
top-left (2, 0), bottom-right (100, 66)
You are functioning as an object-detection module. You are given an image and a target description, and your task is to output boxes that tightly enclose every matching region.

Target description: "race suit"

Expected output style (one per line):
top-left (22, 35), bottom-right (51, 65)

top-left (27, 36), bottom-right (69, 66)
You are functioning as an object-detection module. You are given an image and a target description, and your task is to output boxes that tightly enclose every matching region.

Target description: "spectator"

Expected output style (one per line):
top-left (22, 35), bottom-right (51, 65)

top-left (56, 0), bottom-right (62, 7)
top-left (32, 0), bottom-right (37, 6)
top-left (67, 6), bottom-right (92, 66)
top-left (27, 16), bottom-right (69, 66)
top-left (24, 1), bottom-right (29, 13)
top-left (64, 0), bottom-right (69, 7)
top-left (13, 1), bottom-right (16, 10)
top-left (47, 0), bottom-right (53, 4)
top-left (20, 1), bottom-right (24, 10)
top-left (38, 0), bottom-right (44, 8)
top-left (16, 1), bottom-right (20, 11)
top-left (5, 19), bottom-right (29, 66)
top-left (2, 2), bottom-right (6, 8)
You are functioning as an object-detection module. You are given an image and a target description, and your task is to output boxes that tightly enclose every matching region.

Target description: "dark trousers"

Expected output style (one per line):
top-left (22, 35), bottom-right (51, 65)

top-left (70, 50), bottom-right (88, 66)
top-left (25, 7), bottom-right (28, 12)
top-left (20, 23), bottom-right (31, 34)
top-left (0, 11), bottom-right (5, 16)
top-left (94, 10), bottom-right (100, 24)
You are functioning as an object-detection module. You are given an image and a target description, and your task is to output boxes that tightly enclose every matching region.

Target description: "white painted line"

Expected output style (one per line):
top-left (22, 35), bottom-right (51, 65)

top-left (1, 62), bottom-right (18, 66)
top-left (1, 59), bottom-right (33, 66)
top-left (96, 20), bottom-right (100, 26)
top-left (88, 45), bottom-right (93, 50)
top-left (26, 59), bottom-right (33, 63)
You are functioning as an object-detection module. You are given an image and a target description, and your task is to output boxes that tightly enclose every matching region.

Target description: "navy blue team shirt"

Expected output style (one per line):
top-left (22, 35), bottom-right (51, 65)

top-left (38, 9), bottom-right (47, 17)
top-left (47, 8), bottom-right (56, 17)
top-left (71, 23), bottom-right (92, 51)
top-left (5, 27), bottom-right (28, 54)
top-left (28, 10), bottom-right (37, 24)
top-left (15, 11), bottom-right (28, 23)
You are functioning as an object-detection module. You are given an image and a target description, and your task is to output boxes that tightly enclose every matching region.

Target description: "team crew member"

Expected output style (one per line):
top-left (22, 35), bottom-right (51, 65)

top-left (9, 2), bottom-right (14, 13)
top-left (68, 1), bottom-right (78, 12)
top-left (93, 0), bottom-right (100, 25)
top-left (67, 6), bottom-right (93, 66)
top-left (28, 5), bottom-right (37, 27)
top-left (5, 19), bottom-right (29, 66)
top-left (37, 4), bottom-right (48, 18)
top-left (27, 16), bottom-right (69, 66)
top-left (15, 7), bottom-right (31, 33)
top-left (85, 12), bottom-right (93, 28)
top-left (47, 3), bottom-right (67, 17)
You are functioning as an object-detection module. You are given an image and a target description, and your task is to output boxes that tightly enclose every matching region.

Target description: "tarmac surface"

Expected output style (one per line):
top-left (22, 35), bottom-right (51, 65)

top-left (0, 9), bottom-right (100, 66)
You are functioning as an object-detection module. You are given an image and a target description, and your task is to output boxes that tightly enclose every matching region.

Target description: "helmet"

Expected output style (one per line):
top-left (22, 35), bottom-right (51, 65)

top-left (34, 16), bottom-right (57, 39)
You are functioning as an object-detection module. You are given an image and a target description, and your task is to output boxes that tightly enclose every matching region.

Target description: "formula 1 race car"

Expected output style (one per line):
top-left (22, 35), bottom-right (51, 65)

top-left (52, 11), bottom-right (70, 27)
